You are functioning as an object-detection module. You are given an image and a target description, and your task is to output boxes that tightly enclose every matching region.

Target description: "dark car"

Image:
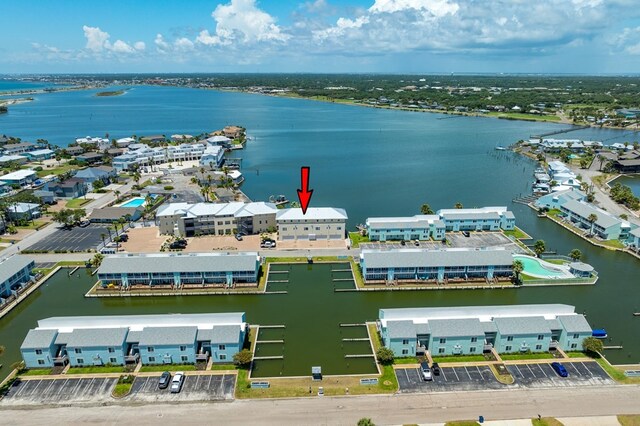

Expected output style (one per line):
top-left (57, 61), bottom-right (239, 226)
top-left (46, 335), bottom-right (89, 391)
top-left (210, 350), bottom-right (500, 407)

top-left (551, 362), bottom-right (568, 377)
top-left (118, 234), bottom-right (129, 242)
top-left (462, 231), bottom-right (470, 237)
top-left (400, 240), bottom-right (406, 246)
top-left (158, 371), bottom-right (171, 389)
top-left (431, 362), bottom-right (441, 376)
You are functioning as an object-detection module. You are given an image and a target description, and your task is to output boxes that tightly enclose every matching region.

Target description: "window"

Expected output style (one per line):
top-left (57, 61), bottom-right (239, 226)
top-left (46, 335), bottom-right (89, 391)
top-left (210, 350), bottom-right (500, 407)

top-left (470, 347), bottom-right (476, 353)
top-left (304, 227), bottom-right (309, 231)
top-left (570, 343), bottom-right (577, 349)
top-left (147, 347), bottom-right (154, 352)
top-left (108, 347), bottom-right (115, 353)
top-left (471, 337), bottom-right (477, 343)
top-left (76, 358), bottom-right (84, 364)
top-left (218, 345), bottom-right (226, 350)
top-left (402, 339), bottom-right (409, 345)
top-left (181, 356), bottom-right (188, 362)
top-left (110, 357), bottom-right (117, 363)
top-left (35, 349), bottom-right (43, 355)
top-left (37, 359), bottom-right (45, 365)
top-left (219, 354), bottom-right (227, 360)
top-left (180, 345), bottom-right (186, 351)
top-left (438, 348), bottom-right (445, 354)
top-left (507, 336), bottom-right (513, 342)
top-left (535, 345), bottom-right (542, 350)
top-left (537, 335), bottom-right (544, 341)
top-left (74, 348), bottom-right (82, 354)
top-left (573, 334), bottom-right (579, 339)
top-left (315, 227), bottom-right (320, 231)
top-left (505, 346), bottom-right (512, 352)
top-left (401, 349), bottom-right (408, 355)
top-left (439, 338), bottom-right (446, 344)
top-left (149, 356), bottom-right (156, 362)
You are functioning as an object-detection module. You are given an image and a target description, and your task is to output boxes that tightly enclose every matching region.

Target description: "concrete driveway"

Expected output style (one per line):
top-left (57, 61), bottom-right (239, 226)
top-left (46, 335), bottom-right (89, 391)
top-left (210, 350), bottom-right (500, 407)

top-left (1, 377), bottom-right (117, 406)
top-left (126, 374), bottom-right (236, 402)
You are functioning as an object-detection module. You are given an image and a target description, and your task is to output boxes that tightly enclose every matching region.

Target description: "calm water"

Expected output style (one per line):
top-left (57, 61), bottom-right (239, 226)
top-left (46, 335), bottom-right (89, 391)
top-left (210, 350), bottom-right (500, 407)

top-left (612, 175), bottom-right (640, 197)
top-left (0, 79), bottom-right (58, 93)
top-left (0, 86), bottom-right (639, 380)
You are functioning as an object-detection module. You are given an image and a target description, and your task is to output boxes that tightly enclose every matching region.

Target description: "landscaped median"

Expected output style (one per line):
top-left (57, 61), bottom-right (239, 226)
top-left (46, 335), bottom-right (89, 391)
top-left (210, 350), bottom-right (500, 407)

top-left (111, 375), bottom-right (134, 398)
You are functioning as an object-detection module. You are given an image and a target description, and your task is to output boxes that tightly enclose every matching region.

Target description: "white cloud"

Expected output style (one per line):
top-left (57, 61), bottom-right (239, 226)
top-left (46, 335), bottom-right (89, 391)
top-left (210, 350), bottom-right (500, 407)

top-left (110, 39), bottom-right (135, 53)
top-left (134, 41), bottom-right (146, 51)
top-left (196, 0), bottom-right (289, 46)
top-left (369, 0), bottom-right (459, 16)
top-left (174, 37), bottom-right (195, 51)
top-left (83, 25), bottom-right (110, 52)
top-left (611, 26), bottom-right (640, 55)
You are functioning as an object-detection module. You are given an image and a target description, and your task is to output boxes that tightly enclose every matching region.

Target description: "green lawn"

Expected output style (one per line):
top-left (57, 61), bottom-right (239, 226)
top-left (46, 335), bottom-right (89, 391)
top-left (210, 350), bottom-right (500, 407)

top-left (210, 364), bottom-right (236, 371)
top-left (566, 351), bottom-right (592, 358)
top-left (36, 164), bottom-right (79, 177)
top-left (395, 357), bottom-right (421, 365)
top-left (503, 226), bottom-right (530, 239)
top-left (595, 357), bottom-right (640, 384)
top-left (349, 232), bottom-right (370, 248)
top-left (618, 415), bottom-right (640, 426)
top-left (20, 368), bottom-right (53, 376)
top-left (546, 209), bottom-right (563, 219)
top-left (138, 364), bottom-right (197, 373)
top-left (16, 220), bottom-right (48, 230)
top-left (378, 364), bottom-right (398, 392)
top-left (431, 355), bottom-right (486, 363)
top-left (532, 417), bottom-right (564, 426)
top-left (600, 239), bottom-right (625, 249)
top-left (66, 366), bottom-right (126, 374)
top-left (65, 198), bottom-right (91, 208)
top-left (444, 421), bottom-right (480, 426)
top-left (500, 352), bottom-right (554, 361)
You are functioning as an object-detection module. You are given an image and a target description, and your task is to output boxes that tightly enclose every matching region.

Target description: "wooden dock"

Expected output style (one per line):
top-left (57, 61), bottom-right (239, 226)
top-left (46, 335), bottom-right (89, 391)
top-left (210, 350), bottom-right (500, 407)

top-left (253, 356), bottom-right (284, 360)
top-left (259, 325), bottom-right (286, 329)
top-left (345, 354), bottom-right (375, 358)
top-left (256, 340), bottom-right (284, 344)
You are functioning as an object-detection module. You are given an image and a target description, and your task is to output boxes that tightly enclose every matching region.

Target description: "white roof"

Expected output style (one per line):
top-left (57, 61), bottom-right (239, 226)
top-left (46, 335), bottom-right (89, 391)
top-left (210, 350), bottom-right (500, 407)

top-left (157, 201), bottom-right (277, 219)
top-left (437, 206), bottom-right (508, 216)
top-left (36, 313), bottom-right (246, 333)
top-left (379, 304), bottom-right (578, 326)
top-left (0, 169), bottom-right (36, 180)
top-left (9, 202), bottom-right (39, 213)
top-left (367, 215), bottom-right (442, 229)
top-left (276, 207), bottom-right (348, 221)
top-left (0, 155), bottom-right (27, 162)
top-left (116, 137), bottom-right (135, 143)
top-left (26, 149), bottom-right (54, 156)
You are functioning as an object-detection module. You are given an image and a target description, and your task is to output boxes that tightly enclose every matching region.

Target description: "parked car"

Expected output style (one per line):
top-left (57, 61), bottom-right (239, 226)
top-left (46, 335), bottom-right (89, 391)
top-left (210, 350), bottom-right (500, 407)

top-left (413, 240), bottom-right (420, 246)
top-left (235, 233), bottom-right (243, 241)
top-left (158, 371), bottom-right (171, 389)
top-left (170, 372), bottom-right (185, 393)
top-left (551, 362), bottom-right (568, 377)
top-left (420, 362), bottom-right (432, 381)
top-left (431, 362), bottom-right (440, 376)
top-left (400, 240), bottom-right (406, 246)
top-left (261, 241), bottom-right (273, 248)
top-left (78, 220), bottom-right (90, 228)
top-left (462, 231), bottom-right (470, 237)
top-left (118, 233), bottom-right (129, 242)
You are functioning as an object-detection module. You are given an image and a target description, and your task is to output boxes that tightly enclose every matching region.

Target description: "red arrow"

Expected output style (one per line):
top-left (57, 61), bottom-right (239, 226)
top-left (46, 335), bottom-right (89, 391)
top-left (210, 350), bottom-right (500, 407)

top-left (296, 166), bottom-right (313, 215)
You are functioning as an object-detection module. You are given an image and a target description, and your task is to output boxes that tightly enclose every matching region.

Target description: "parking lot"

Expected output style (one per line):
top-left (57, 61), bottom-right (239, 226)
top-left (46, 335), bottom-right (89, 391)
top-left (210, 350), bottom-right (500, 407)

top-left (1, 377), bottom-right (118, 406)
top-left (396, 365), bottom-right (505, 393)
top-left (28, 224), bottom-right (115, 252)
top-left (127, 373), bottom-right (236, 402)
top-left (396, 361), bottom-right (614, 393)
top-left (506, 361), bottom-right (614, 388)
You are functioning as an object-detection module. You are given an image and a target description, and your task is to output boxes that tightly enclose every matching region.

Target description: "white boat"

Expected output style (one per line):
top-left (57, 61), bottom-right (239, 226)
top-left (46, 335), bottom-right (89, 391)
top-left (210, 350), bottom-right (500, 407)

top-left (495, 146), bottom-right (507, 151)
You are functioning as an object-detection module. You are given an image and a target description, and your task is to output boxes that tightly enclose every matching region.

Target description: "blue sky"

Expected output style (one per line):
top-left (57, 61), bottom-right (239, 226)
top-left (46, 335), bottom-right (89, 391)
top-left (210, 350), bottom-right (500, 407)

top-left (1, 0), bottom-right (640, 74)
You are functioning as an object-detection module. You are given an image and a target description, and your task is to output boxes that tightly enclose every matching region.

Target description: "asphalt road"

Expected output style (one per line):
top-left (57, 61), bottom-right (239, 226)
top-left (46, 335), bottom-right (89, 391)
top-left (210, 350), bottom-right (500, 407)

top-left (0, 385), bottom-right (638, 425)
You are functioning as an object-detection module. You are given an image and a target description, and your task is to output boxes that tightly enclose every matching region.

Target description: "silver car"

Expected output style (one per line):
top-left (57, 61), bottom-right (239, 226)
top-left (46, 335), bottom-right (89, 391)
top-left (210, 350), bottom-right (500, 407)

top-left (170, 371), bottom-right (185, 393)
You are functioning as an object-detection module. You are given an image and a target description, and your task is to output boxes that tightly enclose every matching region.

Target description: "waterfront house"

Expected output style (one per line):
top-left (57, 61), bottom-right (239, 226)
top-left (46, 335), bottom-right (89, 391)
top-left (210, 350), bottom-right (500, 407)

top-left (63, 146), bottom-right (84, 156)
top-left (366, 215), bottom-right (446, 241)
top-left (0, 154), bottom-right (28, 165)
top-left (0, 169), bottom-right (37, 187)
top-left (547, 161), bottom-right (571, 177)
top-left (0, 181), bottom-right (9, 195)
top-left (360, 248), bottom-right (513, 283)
top-left (199, 145), bottom-right (225, 168)
top-left (140, 135), bottom-right (166, 144)
top-left (559, 199), bottom-right (632, 241)
top-left (276, 207), bottom-right (348, 241)
top-left (115, 137), bottom-right (135, 147)
top-left (222, 126), bottom-right (244, 139)
top-left (629, 228), bottom-right (640, 249)
top-left (534, 188), bottom-right (586, 210)
top-left (205, 135), bottom-right (232, 146)
top-left (75, 136), bottom-right (110, 150)
top-left (156, 201), bottom-right (277, 236)
top-left (45, 178), bottom-right (87, 199)
top-left (0, 255), bottom-right (35, 298)
top-left (377, 304), bottom-right (592, 357)
top-left (436, 207), bottom-right (515, 232)
top-left (97, 252), bottom-right (260, 288)
top-left (1, 142), bottom-right (36, 155)
top-left (20, 313), bottom-right (247, 368)
top-left (89, 206), bottom-right (142, 223)
top-left (6, 202), bottom-right (41, 221)
top-left (24, 149), bottom-right (55, 161)
top-left (76, 152), bottom-right (104, 165)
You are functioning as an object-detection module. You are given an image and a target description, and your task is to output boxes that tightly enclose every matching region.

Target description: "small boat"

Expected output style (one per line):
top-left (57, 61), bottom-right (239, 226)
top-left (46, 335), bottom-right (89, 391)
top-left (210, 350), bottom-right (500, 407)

top-left (592, 329), bottom-right (608, 339)
top-left (633, 312), bottom-right (640, 316)
top-left (495, 146), bottom-right (507, 151)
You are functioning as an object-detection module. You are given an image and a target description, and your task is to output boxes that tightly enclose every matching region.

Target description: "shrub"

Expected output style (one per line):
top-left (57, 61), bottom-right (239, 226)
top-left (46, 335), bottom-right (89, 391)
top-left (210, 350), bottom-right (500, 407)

top-left (164, 185), bottom-right (174, 190)
top-left (376, 347), bottom-right (395, 365)
top-left (233, 349), bottom-right (253, 367)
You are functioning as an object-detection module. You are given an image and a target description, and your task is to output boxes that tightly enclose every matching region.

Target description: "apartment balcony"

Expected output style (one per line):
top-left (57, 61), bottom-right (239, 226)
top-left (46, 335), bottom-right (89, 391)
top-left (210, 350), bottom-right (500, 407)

top-left (483, 343), bottom-right (494, 352)
top-left (53, 355), bottom-right (68, 366)
top-left (196, 351), bottom-right (210, 361)
top-left (125, 353), bottom-right (140, 364)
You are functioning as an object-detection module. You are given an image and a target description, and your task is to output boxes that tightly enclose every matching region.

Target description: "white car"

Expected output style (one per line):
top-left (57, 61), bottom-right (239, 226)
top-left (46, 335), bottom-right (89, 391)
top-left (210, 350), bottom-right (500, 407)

top-left (170, 371), bottom-right (185, 393)
top-left (420, 362), bottom-right (432, 381)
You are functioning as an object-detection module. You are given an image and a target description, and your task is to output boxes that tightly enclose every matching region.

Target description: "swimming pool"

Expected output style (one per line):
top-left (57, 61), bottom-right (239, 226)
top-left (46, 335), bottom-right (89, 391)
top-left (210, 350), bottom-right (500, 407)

top-left (118, 197), bottom-right (146, 208)
top-left (513, 255), bottom-right (573, 279)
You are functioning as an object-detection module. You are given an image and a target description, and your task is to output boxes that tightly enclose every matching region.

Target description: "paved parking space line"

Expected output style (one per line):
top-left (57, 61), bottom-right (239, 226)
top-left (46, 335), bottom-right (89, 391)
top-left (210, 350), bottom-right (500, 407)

top-left (580, 361), bottom-right (595, 377)
top-left (403, 369), bottom-right (410, 382)
top-left (525, 363), bottom-right (536, 376)
top-left (207, 374), bottom-right (213, 388)
top-left (450, 368), bottom-right (460, 381)
top-left (29, 380), bottom-right (44, 396)
top-left (463, 366), bottom-right (472, 380)
top-left (441, 368), bottom-right (447, 382)
top-left (536, 364), bottom-right (549, 378)
top-left (513, 365), bottom-right (524, 379)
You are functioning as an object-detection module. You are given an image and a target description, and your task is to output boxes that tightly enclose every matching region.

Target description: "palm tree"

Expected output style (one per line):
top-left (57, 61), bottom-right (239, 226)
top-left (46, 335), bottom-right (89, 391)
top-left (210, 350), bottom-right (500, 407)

top-left (533, 240), bottom-right (546, 257)
top-left (114, 189), bottom-right (121, 202)
top-left (569, 249), bottom-right (582, 261)
top-left (100, 233), bottom-right (107, 248)
top-left (512, 260), bottom-right (524, 284)
top-left (597, 154), bottom-right (605, 171)
top-left (587, 213), bottom-right (598, 236)
top-left (454, 202), bottom-right (463, 209)
top-left (420, 203), bottom-right (434, 215)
